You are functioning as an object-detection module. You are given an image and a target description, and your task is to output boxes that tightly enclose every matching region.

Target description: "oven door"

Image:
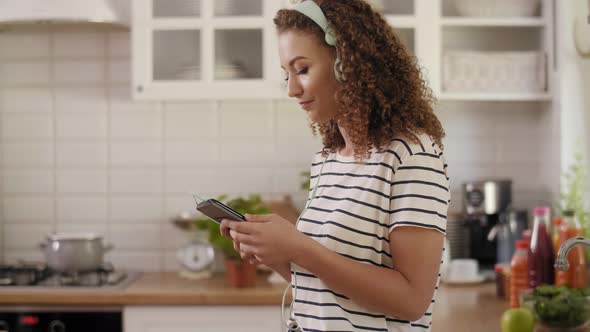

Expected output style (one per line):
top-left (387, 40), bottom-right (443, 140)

top-left (0, 306), bottom-right (122, 332)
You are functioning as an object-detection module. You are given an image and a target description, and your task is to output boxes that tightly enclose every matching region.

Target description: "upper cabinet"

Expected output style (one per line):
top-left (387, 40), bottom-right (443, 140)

top-left (436, 0), bottom-right (554, 101)
top-left (132, 0), bottom-right (555, 101)
top-left (132, 0), bottom-right (283, 99)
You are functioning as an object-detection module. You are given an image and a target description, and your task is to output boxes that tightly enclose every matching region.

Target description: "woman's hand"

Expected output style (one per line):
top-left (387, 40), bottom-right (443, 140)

top-left (221, 213), bottom-right (307, 266)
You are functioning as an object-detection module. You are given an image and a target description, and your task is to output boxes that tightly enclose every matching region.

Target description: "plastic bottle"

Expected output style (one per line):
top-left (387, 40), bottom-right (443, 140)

top-left (510, 240), bottom-right (530, 308)
top-left (552, 217), bottom-right (563, 257)
top-left (528, 207), bottom-right (555, 288)
top-left (564, 210), bottom-right (587, 288)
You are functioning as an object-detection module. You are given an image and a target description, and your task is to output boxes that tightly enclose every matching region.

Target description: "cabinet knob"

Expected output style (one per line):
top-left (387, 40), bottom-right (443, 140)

top-left (136, 85), bottom-right (144, 93)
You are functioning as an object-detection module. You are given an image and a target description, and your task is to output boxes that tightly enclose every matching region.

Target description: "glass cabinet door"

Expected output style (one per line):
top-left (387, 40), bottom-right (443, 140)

top-left (153, 0), bottom-right (201, 18)
top-left (214, 29), bottom-right (263, 80)
top-left (153, 30), bottom-right (201, 81)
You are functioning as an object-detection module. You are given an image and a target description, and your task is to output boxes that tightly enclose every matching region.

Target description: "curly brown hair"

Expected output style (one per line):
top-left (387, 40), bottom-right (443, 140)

top-left (274, 0), bottom-right (445, 160)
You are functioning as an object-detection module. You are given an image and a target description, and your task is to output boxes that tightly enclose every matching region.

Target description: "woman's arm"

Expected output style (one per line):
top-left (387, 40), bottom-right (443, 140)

top-left (293, 226), bottom-right (444, 321)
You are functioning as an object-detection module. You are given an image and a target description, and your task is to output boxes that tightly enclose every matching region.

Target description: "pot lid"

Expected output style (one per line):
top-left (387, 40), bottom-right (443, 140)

top-left (47, 232), bottom-right (103, 241)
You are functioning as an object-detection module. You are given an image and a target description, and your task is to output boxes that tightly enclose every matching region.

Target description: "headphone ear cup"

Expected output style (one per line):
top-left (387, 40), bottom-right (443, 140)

top-left (333, 56), bottom-right (343, 82)
top-left (325, 30), bottom-right (337, 46)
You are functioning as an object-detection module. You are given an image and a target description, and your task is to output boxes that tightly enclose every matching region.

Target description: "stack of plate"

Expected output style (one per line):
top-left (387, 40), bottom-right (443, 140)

top-left (175, 64), bottom-right (201, 80)
top-left (214, 61), bottom-right (247, 79)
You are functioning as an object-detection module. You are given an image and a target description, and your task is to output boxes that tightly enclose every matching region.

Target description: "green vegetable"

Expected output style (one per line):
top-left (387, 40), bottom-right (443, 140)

top-left (523, 285), bottom-right (590, 328)
top-left (193, 194), bottom-right (271, 260)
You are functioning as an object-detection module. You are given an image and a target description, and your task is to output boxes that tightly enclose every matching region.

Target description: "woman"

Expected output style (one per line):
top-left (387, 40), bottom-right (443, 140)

top-left (221, 0), bottom-right (449, 331)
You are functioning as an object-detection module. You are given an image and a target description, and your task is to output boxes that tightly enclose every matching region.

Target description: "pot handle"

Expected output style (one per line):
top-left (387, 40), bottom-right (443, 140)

top-left (39, 241), bottom-right (48, 249)
top-left (103, 243), bottom-right (114, 252)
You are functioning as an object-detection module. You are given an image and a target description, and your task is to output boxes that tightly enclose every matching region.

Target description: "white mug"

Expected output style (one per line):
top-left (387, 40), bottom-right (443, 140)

top-left (446, 258), bottom-right (479, 280)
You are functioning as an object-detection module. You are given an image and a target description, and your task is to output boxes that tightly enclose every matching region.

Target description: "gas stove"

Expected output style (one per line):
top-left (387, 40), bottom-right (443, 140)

top-left (0, 262), bottom-right (139, 289)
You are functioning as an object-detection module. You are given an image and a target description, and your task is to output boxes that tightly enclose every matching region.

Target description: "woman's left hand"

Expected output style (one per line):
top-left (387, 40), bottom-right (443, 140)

top-left (221, 214), bottom-right (306, 266)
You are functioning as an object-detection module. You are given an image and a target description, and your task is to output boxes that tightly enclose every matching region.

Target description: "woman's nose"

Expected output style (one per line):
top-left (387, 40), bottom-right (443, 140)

top-left (287, 77), bottom-right (303, 98)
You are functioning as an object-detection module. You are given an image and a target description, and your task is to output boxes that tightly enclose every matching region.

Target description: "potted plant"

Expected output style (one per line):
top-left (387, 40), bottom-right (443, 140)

top-left (194, 194), bottom-right (271, 288)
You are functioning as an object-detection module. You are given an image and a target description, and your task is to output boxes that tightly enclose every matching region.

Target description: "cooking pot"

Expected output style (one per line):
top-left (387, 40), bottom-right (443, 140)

top-left (39, 233), bottom-right (113, 273)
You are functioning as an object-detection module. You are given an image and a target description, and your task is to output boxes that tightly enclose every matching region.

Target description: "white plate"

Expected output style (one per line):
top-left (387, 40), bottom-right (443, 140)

top-left (441, 274), bottom-right (486, 285)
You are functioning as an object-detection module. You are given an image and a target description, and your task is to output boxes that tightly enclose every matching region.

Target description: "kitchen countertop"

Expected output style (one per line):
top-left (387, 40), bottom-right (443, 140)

top-left (0, 272), bottom-right (508, 331)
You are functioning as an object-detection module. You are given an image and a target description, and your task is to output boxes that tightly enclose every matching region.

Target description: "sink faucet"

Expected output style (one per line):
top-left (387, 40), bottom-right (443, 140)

top-left (555, 237), bottom-right (590, 271)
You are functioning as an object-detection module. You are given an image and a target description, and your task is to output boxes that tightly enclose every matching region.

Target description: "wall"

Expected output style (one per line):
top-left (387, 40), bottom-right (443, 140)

top-left (558, 0), bottom-right (590, 200)
top-left (0, 29), bottom-right (552, 271)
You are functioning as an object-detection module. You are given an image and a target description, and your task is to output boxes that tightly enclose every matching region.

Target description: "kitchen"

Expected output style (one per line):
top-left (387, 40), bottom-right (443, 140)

top-left (0, 0), bottom-right (589, 331)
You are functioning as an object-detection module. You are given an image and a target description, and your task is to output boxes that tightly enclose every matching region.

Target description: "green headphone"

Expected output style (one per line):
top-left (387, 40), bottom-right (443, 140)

top-left (292, 0), bottom-right (344, 82)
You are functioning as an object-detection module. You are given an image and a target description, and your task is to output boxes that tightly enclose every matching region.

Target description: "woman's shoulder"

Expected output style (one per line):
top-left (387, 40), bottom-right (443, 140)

top-left (374, 133), bottom-right (439, 163)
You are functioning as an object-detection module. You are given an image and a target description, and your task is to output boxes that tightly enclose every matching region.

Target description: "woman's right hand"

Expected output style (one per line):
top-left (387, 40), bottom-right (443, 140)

top-left (221, 221), bottom-right (258, 263)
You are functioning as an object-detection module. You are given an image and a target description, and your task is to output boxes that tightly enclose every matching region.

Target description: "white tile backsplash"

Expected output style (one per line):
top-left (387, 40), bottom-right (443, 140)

top-left (56, 196), bottom-right (108, 222)
top-left (0, 30), bottom-right (554, 269)
top-left (0, 61), bottom-right (51, 85)
top-left (108, 60), bottom-right (131, 83)
top-left (110, 140), bottom-right (162, 166)
top-left (219, 138), bottom-right (276, 165)
top-left (108, 251), bottom-right (161, 272)
top-left (2, 113), bottom-right (53, 139)
top-left (110, 169), bottom-right (162, 193)
top-left (3, 196), bottom-right (54, 223)
top-left (164, 140), bottom-right (219, 166)
top-left (54, 87), bottom-right (107, 113)
top-left (164, 102), bottom-right (217, 138)
top-left (56, 112), bottom-right (107, 139)
top-left (1, 88), bottom-right (53, 113)
top-left (56, 169), bottom-right (108, 193)
top-left (3, 223), bottom-right (53, 250)
top-left (2, 142), bottom-right (54, 167)
top-left (56, 141), bottom-right (107, 167)
top-left (219, 101), bottom-right (274, 137)
top-left (110, 224), bottom-right (160, 249)
top-left (53, 32), bottom-right (105, 57)
top-left (109, 196), bottom-right (163, 222)
top-left (2, 169), bottom-right (54, 194)
top-left (110, 109), bottom-right (161, 138)
top-left (53, 61), bottom-right (105, 84)
top-left (0, 33), bottom-right (50, 59)
top-left (108, 32), bottom-right (131, 57)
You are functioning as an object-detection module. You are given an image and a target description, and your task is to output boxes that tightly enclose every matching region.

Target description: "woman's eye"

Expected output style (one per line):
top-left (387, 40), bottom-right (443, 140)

top-left (296, 67), bottom-right (308, 75)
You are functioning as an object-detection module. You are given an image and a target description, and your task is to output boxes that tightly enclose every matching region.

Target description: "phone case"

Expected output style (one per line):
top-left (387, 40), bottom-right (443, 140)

top-left (196, 199), bottom-right (245, 223)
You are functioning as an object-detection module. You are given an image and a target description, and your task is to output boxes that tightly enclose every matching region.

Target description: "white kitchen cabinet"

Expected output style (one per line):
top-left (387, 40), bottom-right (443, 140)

top-left (124, 305), bottom-right (283, 332)
top-left (132, 0), bottom-right (284, 99)
top-left (131, 0), bottom-right (556, 102)
top-left (437, 0), bottom-right (556, 101)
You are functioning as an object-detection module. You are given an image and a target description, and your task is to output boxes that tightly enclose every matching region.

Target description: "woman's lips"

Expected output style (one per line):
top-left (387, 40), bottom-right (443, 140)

top-left (299, 100), bottom-right (314, 110)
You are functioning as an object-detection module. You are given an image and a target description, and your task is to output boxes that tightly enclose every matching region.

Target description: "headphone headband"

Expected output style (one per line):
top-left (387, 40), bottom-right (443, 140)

top-left (292, 1), bottom-right (336, 46)
top-left (291, 0), bottom-right (343, 81)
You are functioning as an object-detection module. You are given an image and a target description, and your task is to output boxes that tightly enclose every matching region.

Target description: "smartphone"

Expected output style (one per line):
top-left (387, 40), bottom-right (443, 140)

top-left (196, 199), bottom-right (246, 224)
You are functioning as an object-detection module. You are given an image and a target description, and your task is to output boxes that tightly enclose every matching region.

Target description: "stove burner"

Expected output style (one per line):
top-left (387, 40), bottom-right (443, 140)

top-left (0, 262), bottom-right (50, 286)
top-left (0, 261), bottom-right (128, 287)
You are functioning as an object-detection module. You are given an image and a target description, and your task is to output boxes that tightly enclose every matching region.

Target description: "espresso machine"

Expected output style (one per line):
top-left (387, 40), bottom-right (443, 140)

top-left (462, 180), bottom-right (513, 269)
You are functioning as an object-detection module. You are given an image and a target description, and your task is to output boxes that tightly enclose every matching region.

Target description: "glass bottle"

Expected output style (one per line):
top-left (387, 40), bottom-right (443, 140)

top-left (528, 207), bottom-right (554, 288)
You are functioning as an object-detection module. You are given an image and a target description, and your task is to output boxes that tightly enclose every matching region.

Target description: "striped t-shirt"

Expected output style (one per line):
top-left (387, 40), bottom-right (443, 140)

top-left (292, 133), bottom-right (450, 332)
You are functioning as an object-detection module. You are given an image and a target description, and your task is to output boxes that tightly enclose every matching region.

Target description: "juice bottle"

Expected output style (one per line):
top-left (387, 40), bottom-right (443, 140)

top-left (554, 215), bottom-right (571, 286)
top-left (564, 210), bottom-right (587, 288)
top-left (528, 207), bottom-right (554, 288)
top-left (510, 240), bottom-right (529, 308)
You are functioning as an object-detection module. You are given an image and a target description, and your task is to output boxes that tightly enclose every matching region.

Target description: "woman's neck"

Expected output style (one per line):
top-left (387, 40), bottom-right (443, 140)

top-left (337, 124), bottom-right (354, 157)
